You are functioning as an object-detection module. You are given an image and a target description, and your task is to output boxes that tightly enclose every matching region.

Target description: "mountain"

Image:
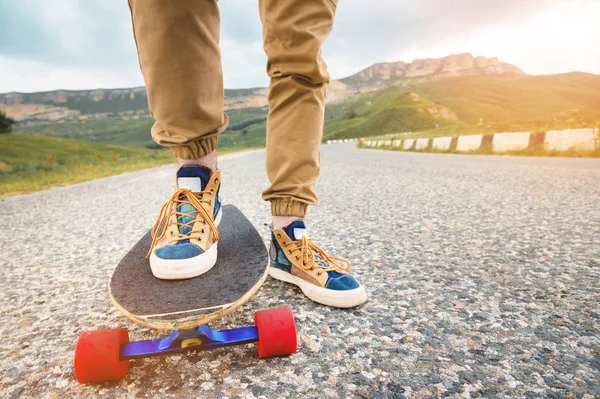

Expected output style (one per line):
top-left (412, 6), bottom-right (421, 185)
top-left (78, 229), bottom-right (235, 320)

top-left (0, 87), bottom-right (269, 124)
top-left (6, 53), bottom-right (600, 148)
top-left (339, 53), bottom-right (525, 88)
top-left (0, 53), bottom-right (523, 124)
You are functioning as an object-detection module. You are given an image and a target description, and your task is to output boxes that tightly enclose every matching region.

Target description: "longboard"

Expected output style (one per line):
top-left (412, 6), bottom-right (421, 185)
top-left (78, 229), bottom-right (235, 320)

top-left (109, 204), bottom-right (268, 330)
top-left (75, 205), bottom-right (296, 384)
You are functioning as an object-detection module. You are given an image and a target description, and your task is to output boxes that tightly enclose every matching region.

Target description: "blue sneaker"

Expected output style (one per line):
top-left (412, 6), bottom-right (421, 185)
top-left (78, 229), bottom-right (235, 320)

top-left (269, 221), bottom-right (367, 308)
top-left (147, 165), bottom-right (222, 280)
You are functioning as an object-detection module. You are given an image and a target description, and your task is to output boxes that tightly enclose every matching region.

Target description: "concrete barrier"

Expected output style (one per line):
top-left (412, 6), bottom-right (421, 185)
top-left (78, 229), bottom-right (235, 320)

top-left (432, 137), bottom-right (452, 151)
top-left (545, 128), bottom-right (596, 151)
top-left (362, 127), bottom-right (597, 155)
top-left (456, 135), bottom-right (483, 152)
top-left (493, 132), bottom-right (530, 152)
top-left (415, 138), bottom-right (429, 150)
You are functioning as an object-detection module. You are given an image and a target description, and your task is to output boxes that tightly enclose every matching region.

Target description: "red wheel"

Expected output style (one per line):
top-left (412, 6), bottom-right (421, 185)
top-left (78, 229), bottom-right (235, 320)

top-left (74, 328), bottom-right (130, 384)
top-left (254, 306), bottom-right (297, 358)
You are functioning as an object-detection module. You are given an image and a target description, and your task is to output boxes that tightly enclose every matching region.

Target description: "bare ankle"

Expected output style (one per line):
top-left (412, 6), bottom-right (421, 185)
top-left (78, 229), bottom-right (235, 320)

top-left (272, 216), bottom-right (302, 230)
top-left (177, 151), bottom-right (218, 170)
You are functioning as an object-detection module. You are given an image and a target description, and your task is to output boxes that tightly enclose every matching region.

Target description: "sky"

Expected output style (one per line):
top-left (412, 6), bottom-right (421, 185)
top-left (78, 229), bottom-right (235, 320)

top-left (0, 0), bottom-right (598, 93)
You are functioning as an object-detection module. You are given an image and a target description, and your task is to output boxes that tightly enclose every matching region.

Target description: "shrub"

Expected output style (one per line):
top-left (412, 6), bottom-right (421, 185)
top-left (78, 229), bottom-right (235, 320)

top-left (0, 110), bottom-right (15, 134)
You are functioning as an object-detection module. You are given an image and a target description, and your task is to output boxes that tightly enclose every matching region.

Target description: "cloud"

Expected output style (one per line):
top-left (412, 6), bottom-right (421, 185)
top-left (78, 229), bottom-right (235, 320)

top-left (0, 0), bottom-right (597, 92)
top-left (326, 0), bottom-right (565, 71)
top-left (0, 0), bottom-right (137, 68)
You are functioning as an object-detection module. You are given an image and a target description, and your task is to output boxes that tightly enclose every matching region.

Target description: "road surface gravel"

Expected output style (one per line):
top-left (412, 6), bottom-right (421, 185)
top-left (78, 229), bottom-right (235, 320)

top-left (1, 145), bottom-right (598, 398)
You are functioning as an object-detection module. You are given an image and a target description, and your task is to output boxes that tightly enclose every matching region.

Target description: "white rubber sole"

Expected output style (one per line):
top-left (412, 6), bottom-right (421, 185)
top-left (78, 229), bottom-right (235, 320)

top-left (269, 267), bottom-right (367, 308)
top-left (150, 242), bottom-right (218, 280)
top-left (150, 208), bottom-right (222, 280)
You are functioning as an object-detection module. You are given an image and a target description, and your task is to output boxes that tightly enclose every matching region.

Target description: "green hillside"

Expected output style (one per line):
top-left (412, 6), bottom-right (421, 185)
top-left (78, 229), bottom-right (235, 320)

top-left (323, 72), bottom-right (600, 139)
top-left (217, 106), bottom-right (268, 149)
top-left (14, 118), bottom-right (156, 148)
top-left (0, 134), bottom-right (173, 197)
top-left (14, 107), bottom-right (270, 150)
top-left (323, 88), bottom-right (468, 140)
top-left (409, 72), bottom-right (600, 131)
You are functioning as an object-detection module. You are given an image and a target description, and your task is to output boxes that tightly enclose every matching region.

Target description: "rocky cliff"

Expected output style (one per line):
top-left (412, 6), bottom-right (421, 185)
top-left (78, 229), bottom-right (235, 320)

top-left (340, 53), bottom-right (525, 87)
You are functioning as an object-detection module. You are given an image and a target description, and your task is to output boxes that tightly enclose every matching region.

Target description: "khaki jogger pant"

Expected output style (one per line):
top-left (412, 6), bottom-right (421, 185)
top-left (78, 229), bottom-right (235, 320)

top-left (128, 0), bottom-right (337, 217)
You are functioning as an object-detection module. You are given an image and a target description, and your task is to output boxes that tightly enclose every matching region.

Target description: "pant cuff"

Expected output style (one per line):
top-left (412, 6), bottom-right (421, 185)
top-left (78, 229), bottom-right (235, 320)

top-left (270, 198), bottom-right (308, 218)
top-left (170, 136), bottom-right (219, 159)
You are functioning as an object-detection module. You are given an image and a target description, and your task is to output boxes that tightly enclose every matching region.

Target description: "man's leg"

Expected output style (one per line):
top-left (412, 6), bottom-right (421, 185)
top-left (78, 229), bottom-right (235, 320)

top-left (128, 0), bottom-right (225, 279)
top-left (259, 0), bottom-right (367, 308)
top-left (128, 0), bottom-right (228, 161)
top-left (259, 0), bottom-right (335, 225)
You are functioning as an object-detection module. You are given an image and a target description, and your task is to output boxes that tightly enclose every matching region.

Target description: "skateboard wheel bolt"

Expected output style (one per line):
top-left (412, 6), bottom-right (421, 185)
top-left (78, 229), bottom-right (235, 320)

top-left (181, 338), bottom-right (203, 349)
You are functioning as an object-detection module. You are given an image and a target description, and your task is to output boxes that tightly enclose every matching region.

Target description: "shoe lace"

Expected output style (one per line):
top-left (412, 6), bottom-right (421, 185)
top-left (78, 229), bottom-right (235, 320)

top-left (284, 235), bottom-right (351, 273)
top-left (146, 188), bottom-right (219, 258)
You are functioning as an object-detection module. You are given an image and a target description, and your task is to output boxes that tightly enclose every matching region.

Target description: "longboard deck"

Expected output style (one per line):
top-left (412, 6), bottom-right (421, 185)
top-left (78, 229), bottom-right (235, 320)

top-left (109, 205), bottom-right (268, 330)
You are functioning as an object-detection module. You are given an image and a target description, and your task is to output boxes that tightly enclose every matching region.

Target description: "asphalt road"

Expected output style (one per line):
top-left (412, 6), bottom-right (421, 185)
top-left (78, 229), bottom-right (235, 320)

top-left (1, 145), bottom-right (598, 398)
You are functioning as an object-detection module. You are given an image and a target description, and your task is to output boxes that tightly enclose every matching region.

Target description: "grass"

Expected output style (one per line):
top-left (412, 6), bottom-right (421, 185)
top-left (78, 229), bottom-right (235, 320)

top-left (217, 107), bottom-right (268, 149)
top-left (0, 133), bottom-right (173, 197)
top-left (14, 118), bottom-right (156, 148)
top-left (0, 134), bottom-right (252, 198)
top-left (14, 106), bottom-right (272, 150)
top-left (408, 73), bottom-right (600, 131)
top-left (323, 88), bottom-right (467, 140)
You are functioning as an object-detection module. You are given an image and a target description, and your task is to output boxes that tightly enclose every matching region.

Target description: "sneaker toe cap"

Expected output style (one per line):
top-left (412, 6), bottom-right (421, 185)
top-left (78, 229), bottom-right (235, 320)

top-left (326, 274), bottom-right (360, 291)
top-left (155, 244), bottom-right (204, 260)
